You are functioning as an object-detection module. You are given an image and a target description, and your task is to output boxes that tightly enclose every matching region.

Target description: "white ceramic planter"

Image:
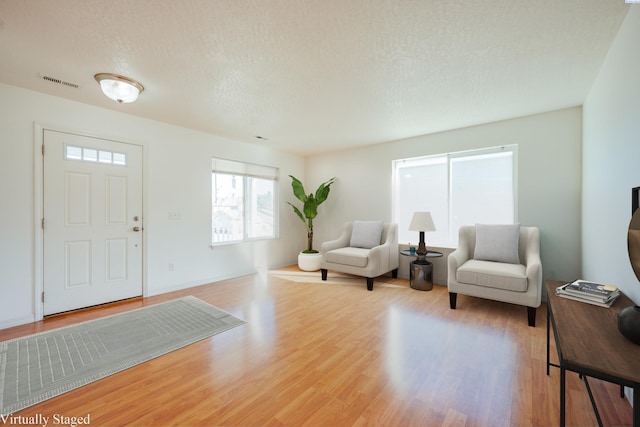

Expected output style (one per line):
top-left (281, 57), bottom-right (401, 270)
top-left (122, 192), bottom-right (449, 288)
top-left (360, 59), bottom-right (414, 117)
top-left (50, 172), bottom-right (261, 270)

top-left (298, 252), bottom-right (322, 271)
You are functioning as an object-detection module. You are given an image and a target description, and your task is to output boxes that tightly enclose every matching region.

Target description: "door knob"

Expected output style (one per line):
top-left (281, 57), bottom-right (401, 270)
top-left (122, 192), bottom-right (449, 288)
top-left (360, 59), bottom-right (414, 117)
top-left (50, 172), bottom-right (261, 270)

top-left (133, 226), bottom-right (141, 232)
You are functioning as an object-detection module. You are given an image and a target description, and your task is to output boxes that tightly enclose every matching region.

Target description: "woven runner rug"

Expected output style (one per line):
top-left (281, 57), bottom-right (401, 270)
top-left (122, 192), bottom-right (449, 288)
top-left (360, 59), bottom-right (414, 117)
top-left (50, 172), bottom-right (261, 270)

top-left (0, 296), bottom-right (245, 415)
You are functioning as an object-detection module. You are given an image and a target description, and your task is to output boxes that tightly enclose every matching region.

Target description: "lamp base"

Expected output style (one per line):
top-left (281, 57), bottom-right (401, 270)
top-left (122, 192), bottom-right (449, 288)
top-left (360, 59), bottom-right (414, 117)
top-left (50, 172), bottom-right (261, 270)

top-left (416, 232), bottom-right (427, 256)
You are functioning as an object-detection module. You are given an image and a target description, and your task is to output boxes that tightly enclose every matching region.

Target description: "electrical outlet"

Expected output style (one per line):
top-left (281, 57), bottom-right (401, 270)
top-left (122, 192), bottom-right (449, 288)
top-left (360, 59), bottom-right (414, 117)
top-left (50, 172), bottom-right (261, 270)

top-left (169, 212), bottom-right (180, 220)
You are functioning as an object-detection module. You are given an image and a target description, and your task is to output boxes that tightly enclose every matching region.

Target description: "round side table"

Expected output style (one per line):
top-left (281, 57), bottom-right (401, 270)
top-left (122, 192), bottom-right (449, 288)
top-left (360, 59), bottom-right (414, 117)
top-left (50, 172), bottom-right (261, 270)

top-left (400, 250), bottom-right (444, 291)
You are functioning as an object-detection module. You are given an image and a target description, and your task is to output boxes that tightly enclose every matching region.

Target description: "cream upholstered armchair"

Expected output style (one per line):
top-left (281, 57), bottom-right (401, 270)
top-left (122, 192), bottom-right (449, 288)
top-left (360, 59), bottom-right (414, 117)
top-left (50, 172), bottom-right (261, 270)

top-left (321, 221), bottom-right (399, 291)
top-left (448, 224), bottom-right (542, 326)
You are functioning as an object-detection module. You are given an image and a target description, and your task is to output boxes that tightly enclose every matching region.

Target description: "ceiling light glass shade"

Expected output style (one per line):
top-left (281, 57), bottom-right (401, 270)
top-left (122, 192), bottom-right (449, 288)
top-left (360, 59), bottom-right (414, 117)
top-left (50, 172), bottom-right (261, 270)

top-left (94, 73), bottom-right (144, 103)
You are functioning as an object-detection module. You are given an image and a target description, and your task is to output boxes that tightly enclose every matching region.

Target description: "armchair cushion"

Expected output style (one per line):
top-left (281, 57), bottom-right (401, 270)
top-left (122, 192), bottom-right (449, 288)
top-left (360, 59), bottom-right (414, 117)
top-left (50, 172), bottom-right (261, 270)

top-left (324, 247), bottom-right (370, 268)
top-left (456, 259), bottom-right (527, 292)
top-left (350, 220), bottom-right (384, 249)
top-left (474, 223), bottom-right (521, 264)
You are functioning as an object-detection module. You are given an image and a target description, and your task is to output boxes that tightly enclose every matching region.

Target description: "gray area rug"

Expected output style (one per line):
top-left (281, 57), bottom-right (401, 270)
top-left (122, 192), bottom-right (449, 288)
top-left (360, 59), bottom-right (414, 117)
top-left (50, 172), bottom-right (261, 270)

top-left (0, 296), bottom-right (245, 415)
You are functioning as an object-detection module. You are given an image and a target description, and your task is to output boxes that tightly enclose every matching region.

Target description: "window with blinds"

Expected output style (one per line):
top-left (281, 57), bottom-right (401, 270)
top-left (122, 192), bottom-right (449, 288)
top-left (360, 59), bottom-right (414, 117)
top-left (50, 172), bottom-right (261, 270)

top-left (212, 158), bottom-right (279, 244)
top-left (392, 145), bottom-right (517, 247)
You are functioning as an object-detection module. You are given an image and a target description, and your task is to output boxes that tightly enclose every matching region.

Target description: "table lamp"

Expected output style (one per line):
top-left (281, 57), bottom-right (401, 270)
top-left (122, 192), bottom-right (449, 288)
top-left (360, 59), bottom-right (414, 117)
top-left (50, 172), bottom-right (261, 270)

top-left (409, 212), bottom-right (436, 256)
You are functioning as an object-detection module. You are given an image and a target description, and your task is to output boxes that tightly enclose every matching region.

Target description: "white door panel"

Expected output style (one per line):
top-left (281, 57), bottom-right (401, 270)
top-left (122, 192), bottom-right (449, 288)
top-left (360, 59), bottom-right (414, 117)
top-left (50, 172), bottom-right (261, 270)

top-left (43, 130), bottom-right (143, 315)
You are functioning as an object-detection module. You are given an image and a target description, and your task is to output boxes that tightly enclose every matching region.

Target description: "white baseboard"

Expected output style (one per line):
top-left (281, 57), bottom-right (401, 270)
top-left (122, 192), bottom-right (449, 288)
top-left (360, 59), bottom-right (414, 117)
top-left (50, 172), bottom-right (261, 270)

top-left (0, 315), bottom-right (37, 330)
top-left (146, 269), bottom-right (258, 297)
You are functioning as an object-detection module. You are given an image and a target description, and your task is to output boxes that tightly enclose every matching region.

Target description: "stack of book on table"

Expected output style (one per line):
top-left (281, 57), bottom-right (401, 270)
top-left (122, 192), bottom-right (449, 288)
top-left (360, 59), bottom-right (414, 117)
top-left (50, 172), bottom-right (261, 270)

top-left (556, 279), bottom-right (620, 308)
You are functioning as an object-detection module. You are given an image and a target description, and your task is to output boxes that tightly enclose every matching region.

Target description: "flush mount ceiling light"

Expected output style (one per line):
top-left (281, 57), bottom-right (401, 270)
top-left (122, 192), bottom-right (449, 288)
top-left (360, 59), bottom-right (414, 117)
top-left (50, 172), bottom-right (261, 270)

top-left (94, 73), bottom-right (144, 103)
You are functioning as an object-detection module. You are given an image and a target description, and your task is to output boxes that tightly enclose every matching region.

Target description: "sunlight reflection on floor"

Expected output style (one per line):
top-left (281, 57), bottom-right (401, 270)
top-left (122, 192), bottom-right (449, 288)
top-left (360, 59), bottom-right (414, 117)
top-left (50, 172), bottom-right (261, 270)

top-left (383, 305), bottom-right (517, 413)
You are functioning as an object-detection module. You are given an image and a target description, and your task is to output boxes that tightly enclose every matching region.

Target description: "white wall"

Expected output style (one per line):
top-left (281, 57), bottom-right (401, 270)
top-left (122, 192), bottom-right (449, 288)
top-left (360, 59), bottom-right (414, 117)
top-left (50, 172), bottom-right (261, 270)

top-left (0, 83), bottom-right (304, 328)
top-left (307, 107), bottom-right (584, 283)
top-left (583, 6), bottom-right (640, 305)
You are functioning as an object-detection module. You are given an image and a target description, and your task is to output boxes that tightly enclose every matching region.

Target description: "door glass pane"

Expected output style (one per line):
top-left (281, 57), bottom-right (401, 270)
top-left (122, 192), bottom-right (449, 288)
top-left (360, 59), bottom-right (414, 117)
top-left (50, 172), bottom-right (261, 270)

top-left (98, 151), bottom-right (112, 164)
top-left (83, 148), bottom-right (98, 162)
top-left (113, 152), bottom-right (127, 165)
top-left (66, 145), bottom-right (82, 160)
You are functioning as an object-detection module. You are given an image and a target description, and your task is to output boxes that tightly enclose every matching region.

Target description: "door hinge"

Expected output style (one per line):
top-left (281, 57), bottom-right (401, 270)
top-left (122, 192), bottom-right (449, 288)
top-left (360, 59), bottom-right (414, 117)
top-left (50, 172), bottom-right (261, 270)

top-left (42, 144), bottom-right (45, 156)
top-left (41, 292), bottom-right (45, 303)
top-left (41, 218), bottom-right (45, 230)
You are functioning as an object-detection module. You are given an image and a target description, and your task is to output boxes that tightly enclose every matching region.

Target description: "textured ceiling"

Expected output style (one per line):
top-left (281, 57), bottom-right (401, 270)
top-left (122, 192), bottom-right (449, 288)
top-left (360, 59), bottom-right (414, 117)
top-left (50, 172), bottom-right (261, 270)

top-left (0, 0), bottom-right (630, 155)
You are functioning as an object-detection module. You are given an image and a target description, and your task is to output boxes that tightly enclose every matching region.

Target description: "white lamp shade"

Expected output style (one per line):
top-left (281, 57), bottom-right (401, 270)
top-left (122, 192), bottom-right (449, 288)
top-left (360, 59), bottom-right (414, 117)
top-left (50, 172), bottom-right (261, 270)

top-left (409, 211), bottom-right (436, 232)
top-left (95, 73), bottom-right (144, 103)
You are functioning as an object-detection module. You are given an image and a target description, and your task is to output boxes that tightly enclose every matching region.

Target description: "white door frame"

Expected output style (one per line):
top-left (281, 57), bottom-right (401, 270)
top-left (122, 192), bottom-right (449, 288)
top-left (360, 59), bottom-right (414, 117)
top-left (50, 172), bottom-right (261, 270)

top-left (33, 123), bottom-right (148, 321)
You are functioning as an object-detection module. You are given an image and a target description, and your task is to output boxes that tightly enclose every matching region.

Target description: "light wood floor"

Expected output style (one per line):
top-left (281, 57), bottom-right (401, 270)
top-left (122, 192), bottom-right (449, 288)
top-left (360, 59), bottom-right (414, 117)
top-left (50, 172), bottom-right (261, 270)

top-left (1, 267), bottom-right (633, 427)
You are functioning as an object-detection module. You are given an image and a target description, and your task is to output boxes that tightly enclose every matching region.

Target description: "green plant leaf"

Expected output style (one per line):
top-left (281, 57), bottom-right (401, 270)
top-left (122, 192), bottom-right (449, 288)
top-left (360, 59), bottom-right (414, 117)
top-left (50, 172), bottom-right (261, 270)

top-left (287, 202), bottom-right (306, 223)
top-left (289, 175), bottom-right (307, 202)
top-left (315, 177), bottom-right (335, 204)
top-left (303, 193), bottom-right (318, 219)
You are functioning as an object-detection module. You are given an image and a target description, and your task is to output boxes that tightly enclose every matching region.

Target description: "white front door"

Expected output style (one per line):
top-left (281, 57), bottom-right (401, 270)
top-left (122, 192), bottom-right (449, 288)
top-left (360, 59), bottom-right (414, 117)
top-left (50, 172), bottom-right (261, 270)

top-left (43, 130), bottom-right (143, 315)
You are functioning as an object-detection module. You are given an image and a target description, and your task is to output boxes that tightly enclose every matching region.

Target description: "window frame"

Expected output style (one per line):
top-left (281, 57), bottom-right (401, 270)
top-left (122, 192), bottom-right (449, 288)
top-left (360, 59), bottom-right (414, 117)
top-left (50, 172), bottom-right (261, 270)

top-left (211, 158), bottom-right (279, 246)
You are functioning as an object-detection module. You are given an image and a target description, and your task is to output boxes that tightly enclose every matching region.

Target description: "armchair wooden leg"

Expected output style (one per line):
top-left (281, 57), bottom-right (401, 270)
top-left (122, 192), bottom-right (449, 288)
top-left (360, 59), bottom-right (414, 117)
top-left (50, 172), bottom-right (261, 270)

top-left (366, 278), bottom-right (374, 291)
top-left (527, 306), bottom-right (537, 327)
top-left (449, 292), bottom-right (457, 309)
top-left (321, 269), bottom-right (328, 281)
top-left (391, 268), bottom-right (398, 278)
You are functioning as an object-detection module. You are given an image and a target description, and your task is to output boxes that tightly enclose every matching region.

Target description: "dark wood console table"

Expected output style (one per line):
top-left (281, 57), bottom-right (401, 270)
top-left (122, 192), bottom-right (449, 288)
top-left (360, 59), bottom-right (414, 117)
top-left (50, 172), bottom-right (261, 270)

top-left (546, 280), bottom-right (640, 426)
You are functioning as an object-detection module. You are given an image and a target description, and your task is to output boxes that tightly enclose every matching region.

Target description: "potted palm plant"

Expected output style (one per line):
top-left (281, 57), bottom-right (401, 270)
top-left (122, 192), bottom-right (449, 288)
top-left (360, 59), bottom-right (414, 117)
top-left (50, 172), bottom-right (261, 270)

top-left (288, 175), bottom-right (335, 271)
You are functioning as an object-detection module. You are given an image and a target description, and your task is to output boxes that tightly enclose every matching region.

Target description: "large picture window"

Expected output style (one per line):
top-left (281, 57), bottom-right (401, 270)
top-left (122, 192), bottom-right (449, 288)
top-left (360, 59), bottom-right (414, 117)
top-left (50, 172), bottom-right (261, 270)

top-left (392, 146), bottom-right (517, 247)
top-left (212, 158), bottom-right (278, 244)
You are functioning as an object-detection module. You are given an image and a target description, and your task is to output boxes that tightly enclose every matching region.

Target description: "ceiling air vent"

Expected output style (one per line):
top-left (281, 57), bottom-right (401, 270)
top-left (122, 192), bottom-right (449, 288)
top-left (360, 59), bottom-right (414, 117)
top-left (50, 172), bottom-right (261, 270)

top-left (41, 75), bottom-right (79, 89)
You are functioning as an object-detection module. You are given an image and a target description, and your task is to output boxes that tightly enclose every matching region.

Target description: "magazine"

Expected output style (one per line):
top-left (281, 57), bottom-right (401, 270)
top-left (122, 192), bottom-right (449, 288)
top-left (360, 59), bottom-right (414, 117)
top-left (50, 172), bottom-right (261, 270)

top-left (555, 287), bottom-right (618, 308)
top-left (562, 279), bottom-right (619, 303)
